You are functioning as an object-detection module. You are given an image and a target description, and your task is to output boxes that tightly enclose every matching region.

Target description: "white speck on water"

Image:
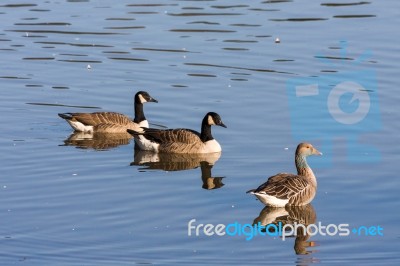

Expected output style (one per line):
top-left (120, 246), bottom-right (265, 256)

top-left (284, 147), bottom-right (289, 150)
top-left (231, 205), bottom-right (235, 208)
top-left (3, 186), bottom-right (6, 189)
top-left (87, 64), bottom-right (91, 70)
top-left (275, 37), bottom-right (280, 43)
top-left (25, 32), bottom-right (29, 37)
top-left (72, 173), bottom-right (77, 176)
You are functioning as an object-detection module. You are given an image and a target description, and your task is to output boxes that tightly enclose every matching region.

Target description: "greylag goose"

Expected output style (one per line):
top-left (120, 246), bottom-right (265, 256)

top-left (253, 204), bottom-right (317, 254)
top-left (58, 91), bottom-right (157, 133)
top-left (247, 143), bottom-right (322, 207)
top-left (127, 112), bottom-right (226, 153)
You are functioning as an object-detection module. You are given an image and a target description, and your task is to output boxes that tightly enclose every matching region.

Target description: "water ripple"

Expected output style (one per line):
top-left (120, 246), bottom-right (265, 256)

top-left (168, 12), bottom-right (242, 16)
top-left (230, 23), bottom-right (261, 27)
top-left (26, 102), bottom-right (101, 109)
top-left (133, 47), bottom-right (191, 53)
top-left (7, 29), bottom-right (123, 35)
top-left (23, 57), bottom-right (55, 60)
top-left (57, 59), bottom-right (102, 63)
top-left (321, 2), bottom-right (371, 7)
top-left (270, 18), bottom-right (329, 22)
top-left (14, 22), bottom-right (71, 26)
top-left (126, 3), bottom-right (177, 7)
top-left (170, 29), bottom-right (235, 33)
top-left (108, 57), bottom-right (148, 62)
top-left (0, 76), bottom-right (30, 80)
top-left (187, 21), bottom-right (220, 25)
top-left (35, 41), bottom-right (113, 48)
top-left (185, 62), bottom-right (293, 74)
top-left (223, 39), bottom-right (258, 43)
top-left (103, 26), bottom-right (145, 30)
top-left (314, 55), bottom-right (354, 61)
top-left (333, 14), bottom-right (376, 18)
top-left (0, 4), bottom-right (37, 7)
top-left (211, 5), bottom-right (249, 9)
top-left (187, 73), bottom-right (217, 78)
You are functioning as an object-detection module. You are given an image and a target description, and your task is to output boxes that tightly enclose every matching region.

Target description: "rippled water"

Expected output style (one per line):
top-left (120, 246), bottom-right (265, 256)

top-left (1, 0), bottom-right (399, 265)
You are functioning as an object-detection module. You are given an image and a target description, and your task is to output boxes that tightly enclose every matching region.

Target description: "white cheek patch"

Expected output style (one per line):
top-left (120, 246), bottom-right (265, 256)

top-left (138, 94), bottom-right (147, 103)
top-left (207, 115), bottom-right (215, 125)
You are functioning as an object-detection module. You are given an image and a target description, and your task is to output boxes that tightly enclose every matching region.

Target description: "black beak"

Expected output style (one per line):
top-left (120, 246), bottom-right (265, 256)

top-left (219, 122), bottom-right (227, 128)
top-left (149, 97), bottom-right (158, 103)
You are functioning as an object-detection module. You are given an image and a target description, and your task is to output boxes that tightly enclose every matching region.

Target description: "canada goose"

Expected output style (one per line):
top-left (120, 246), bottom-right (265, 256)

top-left (247, 143), bottom-right (322, 207)
top-left (58, 91), bottom-right (157, 133)
top-left (127, 112), bottom-right (226, 153)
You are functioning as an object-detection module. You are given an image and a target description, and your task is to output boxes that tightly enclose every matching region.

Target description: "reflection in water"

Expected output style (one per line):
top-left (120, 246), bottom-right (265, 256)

top-left (61, 131), bottom-right (132, 150)
top-left (131, 151), bottom-right (224, 190)
top-left (252, 204), bottom-right (318, 257)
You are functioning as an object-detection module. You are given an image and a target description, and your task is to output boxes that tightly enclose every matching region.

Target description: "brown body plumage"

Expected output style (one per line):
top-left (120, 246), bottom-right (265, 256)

top-left (247, 143), bottom-right (322, 207)
top-left (127, 112), bottom-right (226, 154)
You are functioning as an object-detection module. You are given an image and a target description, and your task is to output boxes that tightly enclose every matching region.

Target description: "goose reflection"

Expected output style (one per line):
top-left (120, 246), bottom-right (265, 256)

top-left (253, 204), bottom-right (318, 256)
top-left (61, 131), bottom-right (133, 150)
top-left (131, 151), bottom-right (224, 189)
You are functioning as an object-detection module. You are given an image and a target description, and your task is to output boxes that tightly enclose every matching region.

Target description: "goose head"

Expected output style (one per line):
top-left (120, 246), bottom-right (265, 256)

top-left (135, 91), bottom-right (158, 104)
top-left (206, 112), bottom-right (227, 128)
top-left (296, 143), bottom-right (322, 157)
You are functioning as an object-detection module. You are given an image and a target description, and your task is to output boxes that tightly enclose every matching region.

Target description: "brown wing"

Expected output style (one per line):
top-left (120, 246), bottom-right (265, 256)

top-left (141, 128), bottom-right (205, 153)
top-left (253, 173), bottom-right (311, 201)
top-left (70, 112), bottom-right (134, 127)
top-left (142, 128), bottom-right (200, 144)
top-left (95, 123), bottom-right (140, 133)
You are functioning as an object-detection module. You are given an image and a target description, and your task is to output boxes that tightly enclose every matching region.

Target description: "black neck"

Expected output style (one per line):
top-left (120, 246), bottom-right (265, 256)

top-left (133, 101), bottom-right (145, 123)
top-left (200, 116), bottom-right (213, 142)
